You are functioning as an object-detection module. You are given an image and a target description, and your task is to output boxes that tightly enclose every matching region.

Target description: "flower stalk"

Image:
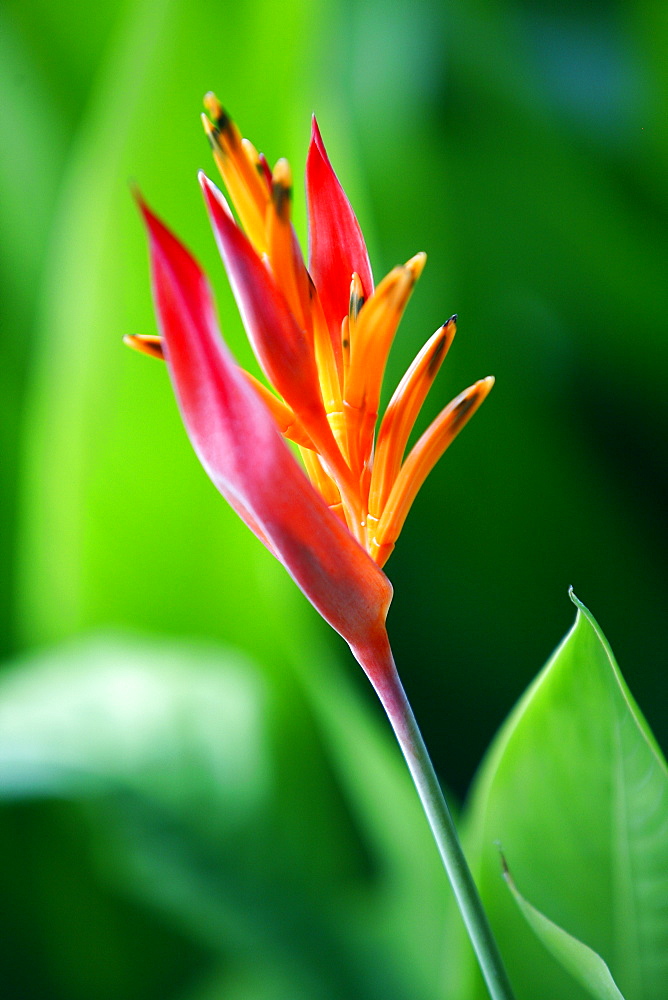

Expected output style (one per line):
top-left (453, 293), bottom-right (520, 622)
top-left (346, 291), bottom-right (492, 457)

top-left (359, 635), bottom-right (516, 1000)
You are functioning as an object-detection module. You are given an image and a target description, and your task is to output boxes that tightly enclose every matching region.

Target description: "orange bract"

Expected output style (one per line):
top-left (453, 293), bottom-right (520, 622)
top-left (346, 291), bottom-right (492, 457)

top-left (129, 95), bottom-right (493, 569)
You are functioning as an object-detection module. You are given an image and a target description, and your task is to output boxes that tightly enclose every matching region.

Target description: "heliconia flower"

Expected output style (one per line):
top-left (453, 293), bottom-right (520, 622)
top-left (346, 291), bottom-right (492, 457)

top-left (129, 94), bottom-right (493, 686)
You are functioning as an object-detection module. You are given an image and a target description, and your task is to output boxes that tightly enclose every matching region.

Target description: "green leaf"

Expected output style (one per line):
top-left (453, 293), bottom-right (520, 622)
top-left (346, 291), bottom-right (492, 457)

top-left (503, 858), bottom-right (625, 1000)
top-left (461, 591), bottom-right (668, 1000)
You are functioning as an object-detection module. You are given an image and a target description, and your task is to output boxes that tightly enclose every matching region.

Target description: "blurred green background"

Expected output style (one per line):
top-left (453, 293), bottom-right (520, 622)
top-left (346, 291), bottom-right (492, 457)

top-left (1, 0), bottom-right (667, 997)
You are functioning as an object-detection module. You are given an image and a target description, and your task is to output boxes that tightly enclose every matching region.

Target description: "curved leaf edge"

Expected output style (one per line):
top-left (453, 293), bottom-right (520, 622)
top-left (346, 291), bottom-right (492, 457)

top-left (466, 588), bottom-right (668, 845)
top-left (568, 589), bottom-right (668, 777)
top-left (503, 857), bottom-right (626, 1000)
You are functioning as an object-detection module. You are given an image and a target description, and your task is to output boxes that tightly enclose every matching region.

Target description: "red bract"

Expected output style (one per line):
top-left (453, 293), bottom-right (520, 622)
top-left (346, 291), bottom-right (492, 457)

top-left (138, 199), bottom-right (392, 673)
top-left (130, 95), bottom-right (493, 684)
top-left (306, 116), bottom-right (374, 349)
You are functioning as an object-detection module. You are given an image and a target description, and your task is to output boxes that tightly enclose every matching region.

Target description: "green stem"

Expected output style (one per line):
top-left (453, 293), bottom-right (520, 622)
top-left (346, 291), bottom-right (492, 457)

top-left (358, 634), bottom-right (515, 1000)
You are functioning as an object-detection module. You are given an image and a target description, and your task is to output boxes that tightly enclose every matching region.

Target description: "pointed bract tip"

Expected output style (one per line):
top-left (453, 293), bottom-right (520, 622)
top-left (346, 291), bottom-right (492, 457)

top-left (440, 317), bottom-right (457, 340)
top-left (258, 152), bottom-right (273, 189)
top-left (272, 157), bottom-right (292, 188)
top-left (201, 112), bottom-right (219, 147)
top-left (202, 92), bottom-right (231, 132)
top-left (349, 272), bottom-right (365, 319)
top-left (271, 158), bottom-right (292, 220)
top-left (425, 326), bottom-right (451, 376)
top-left (198, 171), bottom-right (233, 218)
top-left (132, 191), bottom-right (181, 260)
top-left (130, 181), bottom-right (148, 214)
top-left (472, 376), bottom-right (495, 402)
top-left (309, 114), bottom-right (326, 154)
top-left (133, 189), bottom-right (165, 241)
top-left (405, 251), bottom-right (427, 281)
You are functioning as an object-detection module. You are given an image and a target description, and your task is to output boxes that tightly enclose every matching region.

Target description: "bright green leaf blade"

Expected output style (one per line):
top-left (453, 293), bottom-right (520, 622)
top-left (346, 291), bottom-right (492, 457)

top-left (461, 591), bottom-right (668, 1000)
top-left (504, 862), bottom-right (625, 1000)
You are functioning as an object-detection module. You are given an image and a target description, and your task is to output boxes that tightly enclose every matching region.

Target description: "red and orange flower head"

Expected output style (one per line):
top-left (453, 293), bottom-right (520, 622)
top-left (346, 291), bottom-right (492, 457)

top-left (128, 95), bottom-right (493, 688)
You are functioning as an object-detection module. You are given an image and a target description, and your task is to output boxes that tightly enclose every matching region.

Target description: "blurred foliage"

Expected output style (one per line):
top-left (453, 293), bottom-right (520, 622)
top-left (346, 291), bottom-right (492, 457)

top-left (1, 0), bottom-right (668, 996)
top-left (0, 635), bottom-right (448, 999)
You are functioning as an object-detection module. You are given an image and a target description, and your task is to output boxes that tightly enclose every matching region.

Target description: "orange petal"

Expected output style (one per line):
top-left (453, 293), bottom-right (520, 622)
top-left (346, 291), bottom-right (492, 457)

top-left (368, 318), bottom-right (456, 523)
top-left (369, 377), bottom-right (494, 566)
top-left (344, 253), bottom-right (426, 474)
top-left (202, 94), bottom-right (269, 255)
